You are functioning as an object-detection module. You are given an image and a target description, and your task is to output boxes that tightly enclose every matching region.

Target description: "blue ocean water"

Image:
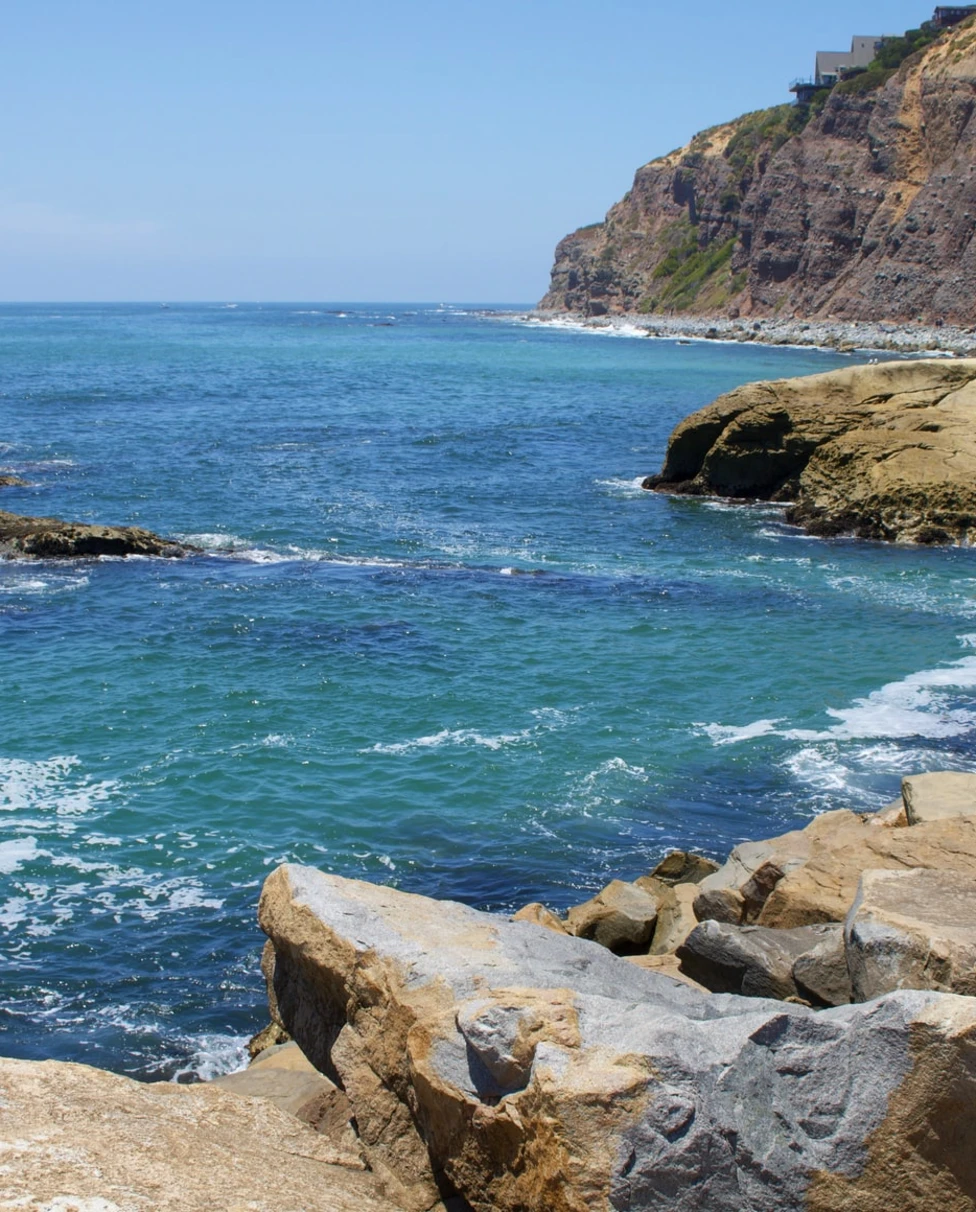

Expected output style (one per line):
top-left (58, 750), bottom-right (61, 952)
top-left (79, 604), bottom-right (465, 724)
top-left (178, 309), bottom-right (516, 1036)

top-left (3, 302), bottom-right (976, 1079)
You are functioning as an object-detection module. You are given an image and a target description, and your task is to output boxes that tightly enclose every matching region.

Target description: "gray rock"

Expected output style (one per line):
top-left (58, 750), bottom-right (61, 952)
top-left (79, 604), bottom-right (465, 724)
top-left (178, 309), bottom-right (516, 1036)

top-left (259, 864), bottom-right (976, 1211)
top-left (901, 771), bottom-right (976, 825)
top-left (846, 867), bottom-right (976, 1000)
top-left (676, 919), bottom-right (839, 1000)
top-left (792, 926), bottom-right (852, 1007)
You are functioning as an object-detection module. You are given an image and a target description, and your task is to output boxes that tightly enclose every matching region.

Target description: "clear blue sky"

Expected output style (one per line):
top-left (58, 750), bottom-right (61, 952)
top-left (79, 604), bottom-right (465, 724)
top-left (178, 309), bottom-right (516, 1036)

top-left (0, 1), bottom-right (936, 301)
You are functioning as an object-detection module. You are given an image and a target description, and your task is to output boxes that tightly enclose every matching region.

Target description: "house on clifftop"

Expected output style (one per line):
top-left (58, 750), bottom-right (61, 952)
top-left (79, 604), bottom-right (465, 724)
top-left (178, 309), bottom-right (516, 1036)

top-left (790, 35), bottom-right (882, 103)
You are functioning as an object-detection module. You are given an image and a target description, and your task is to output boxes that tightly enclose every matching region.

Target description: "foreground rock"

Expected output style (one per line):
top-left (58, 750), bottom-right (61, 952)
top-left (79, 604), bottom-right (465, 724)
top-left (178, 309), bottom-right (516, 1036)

top-left (259, 864), bottom-right (976, 1211)
top-left (0, 1054), bottom-right (401, 1211)
top-left (846, 867), bottom-right (976, 1001)
top-left (644, 359), bottom-right (976, 544)
top-left (0, 508), bottom-right (196, 559)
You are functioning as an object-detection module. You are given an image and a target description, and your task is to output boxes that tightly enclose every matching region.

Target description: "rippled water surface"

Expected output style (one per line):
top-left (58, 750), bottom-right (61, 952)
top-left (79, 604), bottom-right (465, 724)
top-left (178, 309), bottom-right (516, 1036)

top-left (3, 303), bottom-right (976, 1077)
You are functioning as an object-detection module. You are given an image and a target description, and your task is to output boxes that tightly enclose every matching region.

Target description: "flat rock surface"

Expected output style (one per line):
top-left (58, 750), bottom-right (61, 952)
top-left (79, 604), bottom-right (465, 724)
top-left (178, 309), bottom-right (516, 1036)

top-left (259, 864), bottom-right (976, 1211)
top-left (0, 1055), bottom-right (402, 1212)
top-left (846, 867), bottom-right (976, 1000)
top-left (645, 360), bottom-right (976, 544)
top-left (902, 771), bottom-right (976, 824)
top-left (0, 509), bottom-right (196, 560)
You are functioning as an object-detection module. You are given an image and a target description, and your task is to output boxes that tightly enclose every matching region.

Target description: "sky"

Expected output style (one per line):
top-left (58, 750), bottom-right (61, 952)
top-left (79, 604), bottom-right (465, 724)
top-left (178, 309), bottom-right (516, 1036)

top-left (0, 1), bottom-right (940, 302)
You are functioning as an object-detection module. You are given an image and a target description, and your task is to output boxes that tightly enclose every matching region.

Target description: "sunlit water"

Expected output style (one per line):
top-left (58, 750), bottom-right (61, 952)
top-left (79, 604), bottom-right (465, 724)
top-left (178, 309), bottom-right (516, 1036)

top-left (3, 303), bottom-right (975, 1078)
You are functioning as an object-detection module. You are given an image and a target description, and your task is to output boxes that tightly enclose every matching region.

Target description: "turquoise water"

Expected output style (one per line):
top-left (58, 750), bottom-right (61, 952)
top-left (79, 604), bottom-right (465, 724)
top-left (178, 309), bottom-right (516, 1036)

top-left (3, 303), bottom-right (976, 1078)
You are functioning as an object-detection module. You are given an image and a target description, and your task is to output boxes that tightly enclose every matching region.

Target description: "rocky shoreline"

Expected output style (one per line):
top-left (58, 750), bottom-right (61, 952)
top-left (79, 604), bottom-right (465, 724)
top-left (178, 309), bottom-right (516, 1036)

top-left (3, 771), bottom-right (975, 1210)
top-left (527, 310), bottom-right (976, 356)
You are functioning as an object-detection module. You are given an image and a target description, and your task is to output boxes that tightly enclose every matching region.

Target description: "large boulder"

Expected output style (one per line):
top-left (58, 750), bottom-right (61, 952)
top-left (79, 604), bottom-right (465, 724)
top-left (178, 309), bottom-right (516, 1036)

top-left (259, 864), bottom-right (976, 1212)
top-left (564, 878), bottom-right (661, 952)
top-left (644, 360), bottom-right (976, 544)
top-left (846, 867), bottom-right (976, 1001)
top-left (902, 771), bottom-right (976, 825)
top-left (0, 1055), bottom-right (401, 1211)
top-left (676, 920), bottom-right (842, 1002)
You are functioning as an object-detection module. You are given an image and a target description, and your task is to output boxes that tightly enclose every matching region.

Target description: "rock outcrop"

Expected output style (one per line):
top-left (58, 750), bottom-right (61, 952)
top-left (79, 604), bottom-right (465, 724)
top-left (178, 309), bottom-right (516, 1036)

top-left (259, 862), bottom-right (976, 1211)
top-left (0, 1054), bottom-right (401, 1212)
top-left (0, 509), bottom-right (196, 559)
top-left (644, 358), bottom-right (976, 543)
top-left (540, 16), bottom-right (976, 326)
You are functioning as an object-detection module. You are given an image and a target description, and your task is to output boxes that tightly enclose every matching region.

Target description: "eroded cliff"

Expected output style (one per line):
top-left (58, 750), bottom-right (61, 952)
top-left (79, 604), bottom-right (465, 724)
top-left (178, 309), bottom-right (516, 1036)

top-left (540, 17), bottom-right (976, 325)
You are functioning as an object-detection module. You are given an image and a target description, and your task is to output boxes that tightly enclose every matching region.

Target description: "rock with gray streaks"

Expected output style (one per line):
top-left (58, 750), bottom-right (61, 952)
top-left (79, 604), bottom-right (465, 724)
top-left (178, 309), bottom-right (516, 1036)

top-left (259, 864), bottom-right (976, 1212)
top-left (676, 919), bottom-right (841, 1001)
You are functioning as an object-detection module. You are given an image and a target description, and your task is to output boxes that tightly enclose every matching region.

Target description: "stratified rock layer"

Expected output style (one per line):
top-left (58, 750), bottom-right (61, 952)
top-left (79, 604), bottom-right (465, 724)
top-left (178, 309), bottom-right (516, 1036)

top-left (645, 359), bottom-right (976, 543)
top-left (0, 1055), bottom-right (401, 1212)
top-left (0, 509), bottom-right (195, 559)
top-left (540, 17), bottom-right (976, 326)
top-left (259, 864), bottom-right (976, 1212)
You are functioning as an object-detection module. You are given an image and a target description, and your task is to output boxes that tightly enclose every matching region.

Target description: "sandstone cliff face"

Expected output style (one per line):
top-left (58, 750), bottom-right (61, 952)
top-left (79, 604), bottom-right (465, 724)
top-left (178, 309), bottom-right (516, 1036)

top-left (540, 18), bottom-right (976, 324)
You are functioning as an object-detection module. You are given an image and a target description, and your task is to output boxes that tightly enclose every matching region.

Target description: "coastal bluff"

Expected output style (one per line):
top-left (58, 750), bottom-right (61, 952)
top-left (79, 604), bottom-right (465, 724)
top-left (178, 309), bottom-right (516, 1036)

top-left (540, 15), bottom-right (976, 327)
top-left (644, 358), bottom-right (976, 543)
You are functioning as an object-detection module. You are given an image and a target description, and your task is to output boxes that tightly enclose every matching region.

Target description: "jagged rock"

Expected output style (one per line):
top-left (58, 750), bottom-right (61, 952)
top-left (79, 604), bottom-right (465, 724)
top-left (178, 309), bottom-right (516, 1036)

top-left (846, 867), bottom-right (976, 1001)
top-left (690, 803), bottom-right (976, 929)
top-left (0, 474), bottom-right (27, 487)
top-left (676, 919), bottom-right (840, 1001)
top-left (644, 880), bottom-right (699, 955)
top-left (0, 1055), bottom-right (400, 1212)
top-left (259, 864), bottom-right (976, 1211)
top-left (247, 1017), bottom-right (290, 1057)
top-left (646, 360), bottom-right (976, 544)
top-left (511, 901), bottom-right (569, 933)
top-left (646, 850), bottom-right (719, 886)
top-left (0, 509), bottom-right (197, 560)
top-left (902, 770), bottom-right (976, 824)
top-left (793, 927), bottom-right (853, 1007)
top-left (564, 878), bottom-right (660, 952)
top-left (541, 18), bottom-right (976, 329)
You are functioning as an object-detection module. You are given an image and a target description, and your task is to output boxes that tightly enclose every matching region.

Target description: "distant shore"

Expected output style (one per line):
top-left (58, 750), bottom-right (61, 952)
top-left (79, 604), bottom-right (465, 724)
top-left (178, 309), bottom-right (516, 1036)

top-left (526, 309), bottom-right (976, 356)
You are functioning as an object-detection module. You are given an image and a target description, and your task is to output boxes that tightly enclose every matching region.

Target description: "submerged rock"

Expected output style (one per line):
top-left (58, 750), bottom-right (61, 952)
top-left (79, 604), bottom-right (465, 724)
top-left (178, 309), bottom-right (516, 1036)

top-left (0, 474), bottom-right (27, 487)
top-left (0, 508), bottom-right (197, 559)
top-left (259, 864), bottom-right (976, 1211)
top-left (645, 359), bottom-right (976, 544)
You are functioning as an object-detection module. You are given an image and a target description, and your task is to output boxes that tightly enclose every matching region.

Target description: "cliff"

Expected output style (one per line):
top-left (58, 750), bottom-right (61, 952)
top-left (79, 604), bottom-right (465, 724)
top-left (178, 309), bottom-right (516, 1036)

top-left (540, 17), bottom-right (976, 325)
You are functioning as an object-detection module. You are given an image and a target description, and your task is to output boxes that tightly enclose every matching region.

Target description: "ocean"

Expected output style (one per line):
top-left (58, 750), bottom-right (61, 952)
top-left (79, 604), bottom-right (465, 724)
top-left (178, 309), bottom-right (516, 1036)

top-left (3, 302), bottom-right (976, 1080)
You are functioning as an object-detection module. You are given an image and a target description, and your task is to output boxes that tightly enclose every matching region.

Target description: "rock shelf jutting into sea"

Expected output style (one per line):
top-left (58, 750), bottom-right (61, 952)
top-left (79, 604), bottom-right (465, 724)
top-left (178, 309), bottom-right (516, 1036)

top-left (4, 302), bottom-right (976, 1081)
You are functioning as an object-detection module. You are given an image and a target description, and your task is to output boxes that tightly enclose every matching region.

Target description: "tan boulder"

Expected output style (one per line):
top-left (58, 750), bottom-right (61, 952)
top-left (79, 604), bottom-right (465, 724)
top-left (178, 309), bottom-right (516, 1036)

top-left (646, 360), bottom-right (976, 544)
top-left (646, 850), bottom-right (719, 886)
top-left (564, 878), bottom-right (660, 951)
top-left (511, 901), bottom-right (569, 933)
top-left (846, 867), bottom-right (976, 1001)
top-left (643, 879), bottom-right (699, 954)
top-left (0, 1055), bottom-right (401, 1212)
top-left (901, 771), bottom-right (976, 825)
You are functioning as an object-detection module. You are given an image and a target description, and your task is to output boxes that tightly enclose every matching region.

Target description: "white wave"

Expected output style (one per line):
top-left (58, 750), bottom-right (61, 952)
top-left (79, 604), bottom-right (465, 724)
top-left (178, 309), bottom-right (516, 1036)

top-left (165, 1033), bottom-right (250, 1082)
top-left (0, 755), bottom-right (117, 817)
top-left (0, 836), bottom-right (44, 873)
top-left (700, 719), bottom-right (784, 746)
top-left (703, 640), bottom-right (976, 750)
top-left (0, 573), bottom-right (90, 596)
top-left (595, 476), bottom-right (648, 496)
top-left (366, 727), bottom-right (534, 755)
